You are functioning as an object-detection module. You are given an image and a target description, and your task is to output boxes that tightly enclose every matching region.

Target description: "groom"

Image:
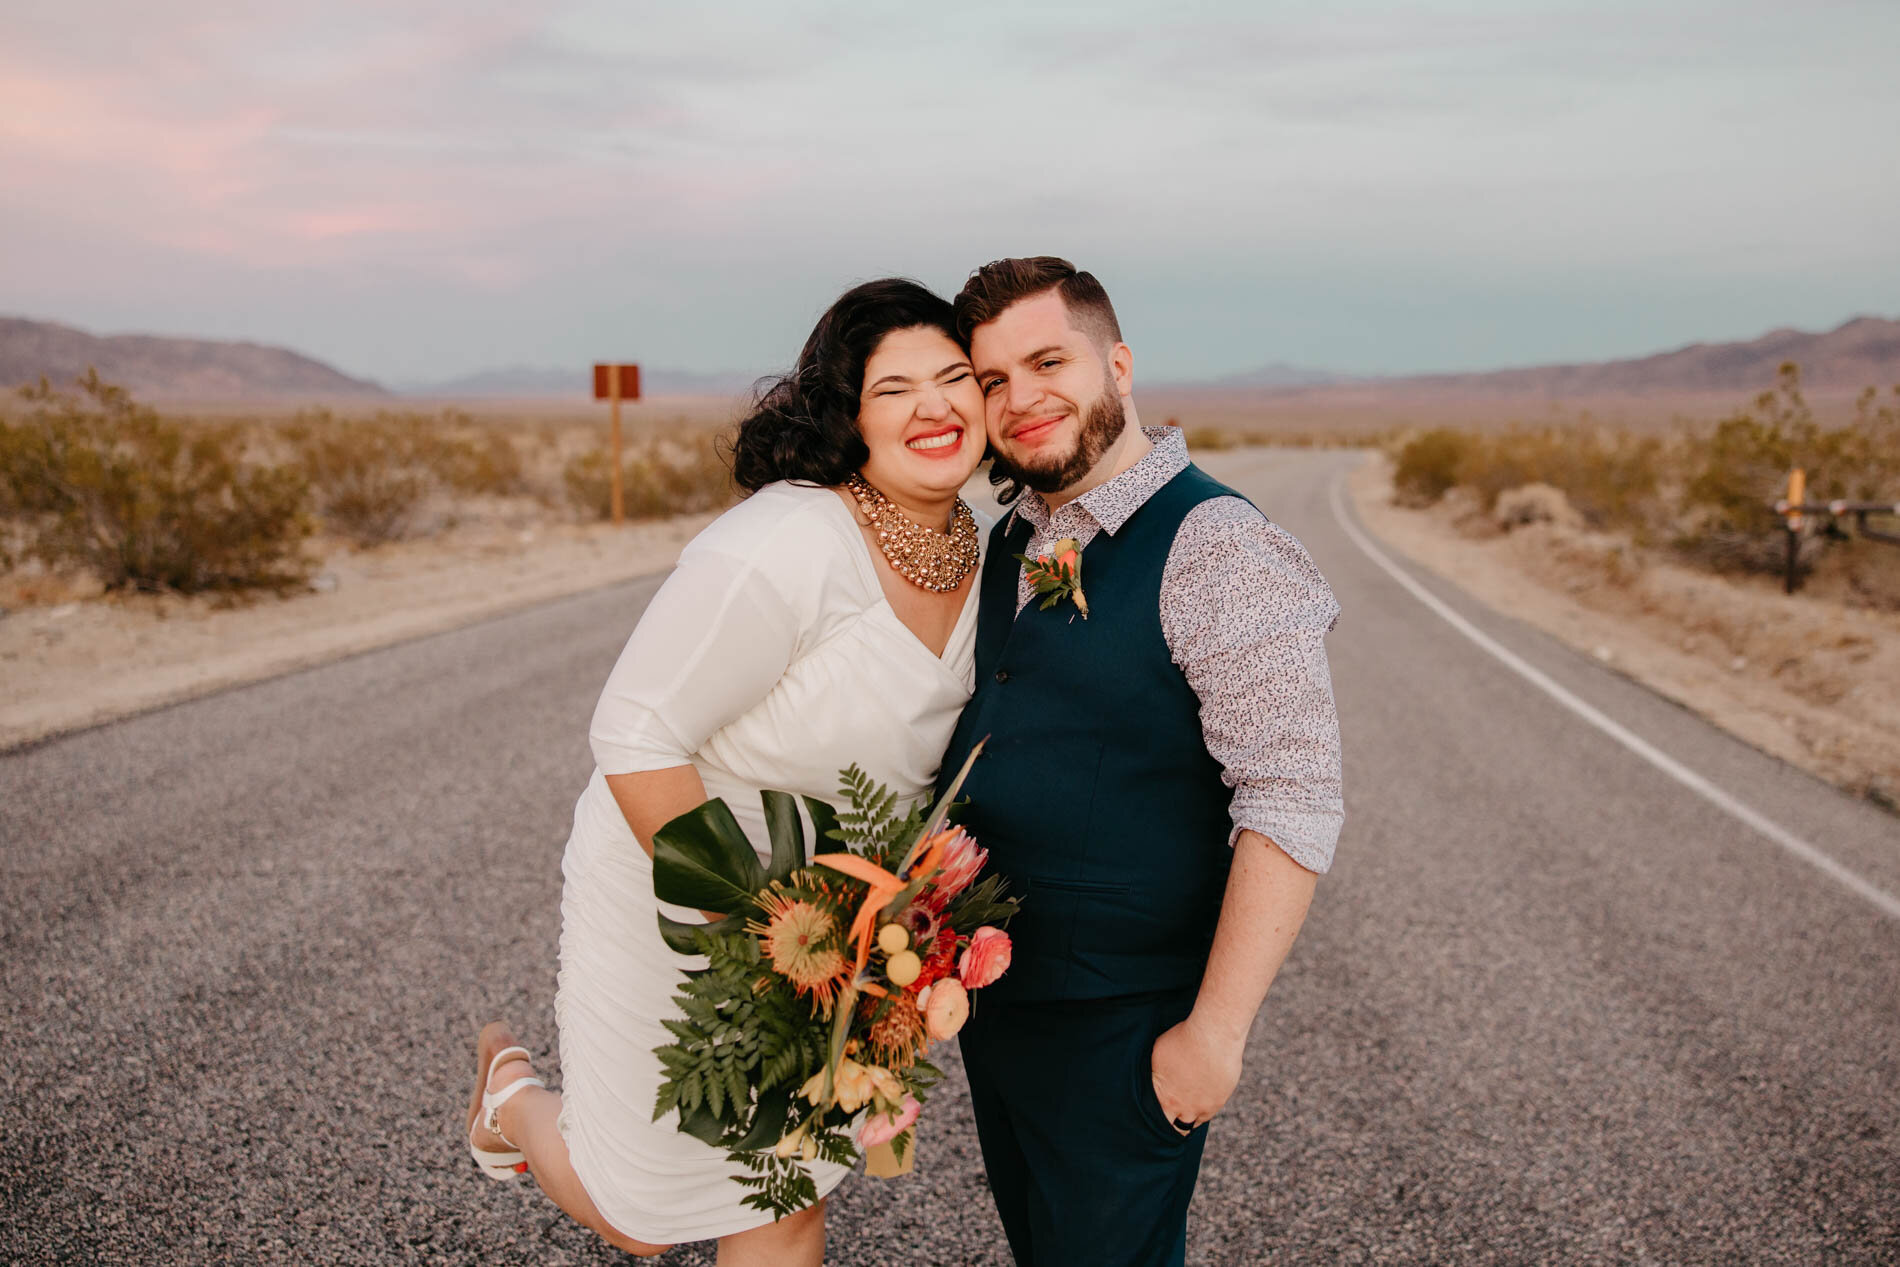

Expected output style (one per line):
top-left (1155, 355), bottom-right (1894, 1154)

top-left (938, 258), bottom-right (1344, 1266)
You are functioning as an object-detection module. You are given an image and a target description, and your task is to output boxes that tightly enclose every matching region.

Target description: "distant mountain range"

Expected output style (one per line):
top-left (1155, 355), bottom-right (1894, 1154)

top-left (1204, 362), bottom-right (1348, 389)
top-left (4, 313), bottom-right (1896, 403)
top-left (0, 317), bottom-right (389, 400)
top-left (1349, 315), bottom-right (1900, 397)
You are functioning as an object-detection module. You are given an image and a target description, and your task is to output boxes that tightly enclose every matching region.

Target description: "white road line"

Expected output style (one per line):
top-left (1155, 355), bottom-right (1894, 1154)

top-left (1327, 470), bottom-right (1900, 922)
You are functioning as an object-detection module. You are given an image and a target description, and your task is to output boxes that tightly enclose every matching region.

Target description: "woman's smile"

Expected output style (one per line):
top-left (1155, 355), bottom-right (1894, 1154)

top-left (906, 424), bottom-right (965, 455)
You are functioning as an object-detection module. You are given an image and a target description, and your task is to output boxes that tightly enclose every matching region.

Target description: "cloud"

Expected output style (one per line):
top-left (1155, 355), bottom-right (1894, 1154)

top-left (2, 0), bottom-right (1897, 379)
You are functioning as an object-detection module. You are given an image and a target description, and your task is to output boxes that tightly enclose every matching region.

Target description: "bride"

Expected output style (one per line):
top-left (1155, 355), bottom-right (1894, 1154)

top-left (464, 279), bottom-right (987, 1264)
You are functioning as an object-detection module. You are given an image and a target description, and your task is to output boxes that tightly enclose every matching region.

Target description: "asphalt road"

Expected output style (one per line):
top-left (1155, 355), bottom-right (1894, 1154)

top-left (4, 449), bottom-right (1897, 1265)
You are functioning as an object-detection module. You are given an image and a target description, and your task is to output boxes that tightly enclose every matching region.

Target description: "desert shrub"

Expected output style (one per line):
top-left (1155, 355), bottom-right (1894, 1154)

top-left (1181, 426), bottom-right (1240, 451)
top-left (563, 435), bottom-right (736, 521)
top-left (0, 372), bottom-right (312, 593)
top-left (1493, 483), bottom-right (1584, 532)
top-left (285, 409), bottom-right (535, 542)
top-left (1457, 426), bottom-right (1662, 531)
top-left (1674, 364), bottom-right (1900, 576)
top-left (285, 411), bottom-right (438, 545)
top-left (415, 412), bottom-right (528, 496)
top-left (1386, 365), bottom-right (1900, 591)
top-left (1391, 428), bottom-right (1474, 505)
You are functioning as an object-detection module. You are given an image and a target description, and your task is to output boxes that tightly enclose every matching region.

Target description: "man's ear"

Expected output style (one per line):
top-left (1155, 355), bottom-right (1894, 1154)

top-left (1108, 341), bottom-right (1134, 396)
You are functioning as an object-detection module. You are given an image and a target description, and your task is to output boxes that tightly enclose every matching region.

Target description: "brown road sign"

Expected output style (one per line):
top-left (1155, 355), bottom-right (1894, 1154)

top-left (593, 364), bottom-right (641, 400)
top-left (592, 363), bottom-right (641, 524)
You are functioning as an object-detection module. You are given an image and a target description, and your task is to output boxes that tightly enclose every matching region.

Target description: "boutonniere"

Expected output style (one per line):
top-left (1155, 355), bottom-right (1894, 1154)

top-left (1015, 537), bottom-right (1089, 620)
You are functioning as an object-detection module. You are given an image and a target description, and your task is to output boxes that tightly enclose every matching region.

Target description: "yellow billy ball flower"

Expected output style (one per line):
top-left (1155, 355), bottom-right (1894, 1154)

top-left (877, 922), bottom-right (910, 955)
top-left (886, 949), bottom-right (922, 987)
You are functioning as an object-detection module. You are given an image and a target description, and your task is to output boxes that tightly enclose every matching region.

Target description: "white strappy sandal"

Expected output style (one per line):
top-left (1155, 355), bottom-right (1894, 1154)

top-left (467, 1044), bottom-right (545, 1181)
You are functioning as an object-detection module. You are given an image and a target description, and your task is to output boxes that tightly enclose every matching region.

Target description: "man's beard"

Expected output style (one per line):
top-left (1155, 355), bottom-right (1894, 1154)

top-left (990, 373), bottom-right (1128, 498)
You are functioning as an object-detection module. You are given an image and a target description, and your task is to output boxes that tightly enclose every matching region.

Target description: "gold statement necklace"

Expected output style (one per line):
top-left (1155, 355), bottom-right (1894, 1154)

top-left (845, 473), bottom-right (980, 593)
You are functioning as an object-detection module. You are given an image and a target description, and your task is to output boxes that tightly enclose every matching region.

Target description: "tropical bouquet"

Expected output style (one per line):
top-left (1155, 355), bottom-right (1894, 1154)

top-left (648, 745), bottom-right (1017, 1219)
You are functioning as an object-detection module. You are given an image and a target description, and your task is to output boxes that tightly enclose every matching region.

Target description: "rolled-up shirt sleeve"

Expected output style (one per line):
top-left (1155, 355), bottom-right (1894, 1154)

top-left (1161, 497), bottom-right (1344, 874)
top-left (588, 539), bottom-right (802, 775)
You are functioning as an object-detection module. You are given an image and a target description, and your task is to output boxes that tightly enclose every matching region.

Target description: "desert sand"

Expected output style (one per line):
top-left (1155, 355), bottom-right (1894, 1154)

top-left (1347, 455), bottom-right (1900, 809)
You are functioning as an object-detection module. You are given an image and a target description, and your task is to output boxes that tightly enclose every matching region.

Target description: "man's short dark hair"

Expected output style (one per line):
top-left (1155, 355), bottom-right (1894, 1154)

top-left (952, 256), bottom-right (1122, 351)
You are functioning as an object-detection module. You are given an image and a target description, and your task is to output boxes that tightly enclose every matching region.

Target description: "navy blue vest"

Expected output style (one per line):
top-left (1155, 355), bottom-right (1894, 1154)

top-left (940, 464), bottom-right (1246, 1001)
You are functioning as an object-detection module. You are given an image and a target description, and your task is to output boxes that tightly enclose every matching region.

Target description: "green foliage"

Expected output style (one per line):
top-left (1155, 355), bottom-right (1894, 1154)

top-left (562, 434), bottom-right (735, 521)
top-left (759, 789), bottom-right (805, 884)
top-left (652, 932), bottom-right (764, 1125)
top-left (753, 976), bottom-right (831, 1090)
top-left (647, 759), bottom-right (1020, 1222)
top-left (906, 1054), bottom-right (945, 1100)
top-left (1676, 364), bottom-right (1900, 577)
top-left (0, 372), bottom-right (312, 593)
top-left (732, 1151), bottom-right (821, 1216)
top-left (651, 928), bottom-right (843, 1219)
top-left (650, 796), bottom-right (767, 913)
top-left (832, 764), bottom-right (924, 865)
top-left (945, 873), bottom-right (1023, 934)
top-left (1016, 551), bottom-right (1085, 613)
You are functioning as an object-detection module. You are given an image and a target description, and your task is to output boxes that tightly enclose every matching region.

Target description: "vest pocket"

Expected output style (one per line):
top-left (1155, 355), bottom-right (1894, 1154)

top-left (1030, 877), bottom-right (1131, 895)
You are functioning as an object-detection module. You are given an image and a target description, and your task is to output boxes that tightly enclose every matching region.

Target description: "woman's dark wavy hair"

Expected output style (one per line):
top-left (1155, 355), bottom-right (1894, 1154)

top-left (729, 278), bottom-right (960, 492)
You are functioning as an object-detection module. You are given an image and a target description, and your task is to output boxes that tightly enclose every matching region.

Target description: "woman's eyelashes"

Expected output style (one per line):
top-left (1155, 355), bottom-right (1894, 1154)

top-left (877, 370), bottom-right (971, 399)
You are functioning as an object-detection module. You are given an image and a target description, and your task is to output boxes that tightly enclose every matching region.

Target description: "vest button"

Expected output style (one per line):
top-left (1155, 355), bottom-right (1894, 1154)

top-left (993, 669), bottom-right (1010, 683)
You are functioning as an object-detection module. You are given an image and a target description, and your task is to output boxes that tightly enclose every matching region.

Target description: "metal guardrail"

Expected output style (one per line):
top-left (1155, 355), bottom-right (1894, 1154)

top-left (1771, 468), bottom-right (1900, 594)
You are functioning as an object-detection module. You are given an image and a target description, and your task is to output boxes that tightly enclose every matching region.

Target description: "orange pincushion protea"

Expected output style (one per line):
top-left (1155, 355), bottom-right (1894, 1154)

top-left (750, 886), bottom-right (847, 1014)
top-left (859, 990), bottom-right (927, 1068)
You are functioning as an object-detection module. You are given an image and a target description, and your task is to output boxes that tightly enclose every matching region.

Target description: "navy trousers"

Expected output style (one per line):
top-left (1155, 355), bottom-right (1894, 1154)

top-left (959, 989), bottom-right (1209, 1267)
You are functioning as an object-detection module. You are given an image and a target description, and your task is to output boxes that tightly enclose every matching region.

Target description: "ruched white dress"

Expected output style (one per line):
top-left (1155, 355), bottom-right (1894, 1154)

top-left (553, 480), bottom-right (982, 1245)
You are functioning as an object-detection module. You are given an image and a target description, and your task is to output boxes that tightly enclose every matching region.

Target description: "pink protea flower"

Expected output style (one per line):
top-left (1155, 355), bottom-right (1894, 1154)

top-left (931, 829), bottom-right (987, 902)
top-left (895, 902), bottom-right (941, 949)
top-left (858, 1095), bottom-right (921, 1149)
top-left (958, 926), bottom-right (1012, 990)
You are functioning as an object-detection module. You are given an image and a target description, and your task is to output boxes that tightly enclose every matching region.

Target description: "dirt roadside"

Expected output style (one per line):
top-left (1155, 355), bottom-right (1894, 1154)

top-left (1346, 454), bottom-right (1900, 810)
top-left (0, 513), bottom-right (716, 750)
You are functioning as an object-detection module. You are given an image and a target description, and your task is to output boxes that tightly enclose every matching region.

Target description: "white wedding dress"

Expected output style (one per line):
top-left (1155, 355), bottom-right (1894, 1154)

top-left (553, 480), bottom-right (982, 1245)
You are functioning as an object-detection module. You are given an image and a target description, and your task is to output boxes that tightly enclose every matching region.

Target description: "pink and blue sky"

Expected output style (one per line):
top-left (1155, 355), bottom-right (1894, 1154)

top-left (4, 1), bottom-right (1897, 385)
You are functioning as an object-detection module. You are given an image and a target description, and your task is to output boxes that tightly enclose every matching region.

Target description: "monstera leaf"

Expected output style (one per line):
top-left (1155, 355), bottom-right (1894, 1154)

top-left (803, 795), bottom-right (842, 849)
top-left (676, 1098), bottom-right (727, 1147)
top-left (759, 790), bottom-right (805, 885)
top-left (652, 797), bottom-right (765, 914)
top-left (652, 790), bottom-right (823, 952)
top-left (732, 1085), bottom-right (793, 1152)
top-left (655, 912), bottom-right (748, 955)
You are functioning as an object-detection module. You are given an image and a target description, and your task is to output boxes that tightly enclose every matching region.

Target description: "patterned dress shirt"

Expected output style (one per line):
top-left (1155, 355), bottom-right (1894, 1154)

top-left (1005, 426), bottom-right (1344, 873)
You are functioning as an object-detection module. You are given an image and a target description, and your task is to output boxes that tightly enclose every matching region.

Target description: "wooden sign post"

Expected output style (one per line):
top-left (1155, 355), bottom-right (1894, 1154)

top-left (592, 363), bottom-right (642, 524)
